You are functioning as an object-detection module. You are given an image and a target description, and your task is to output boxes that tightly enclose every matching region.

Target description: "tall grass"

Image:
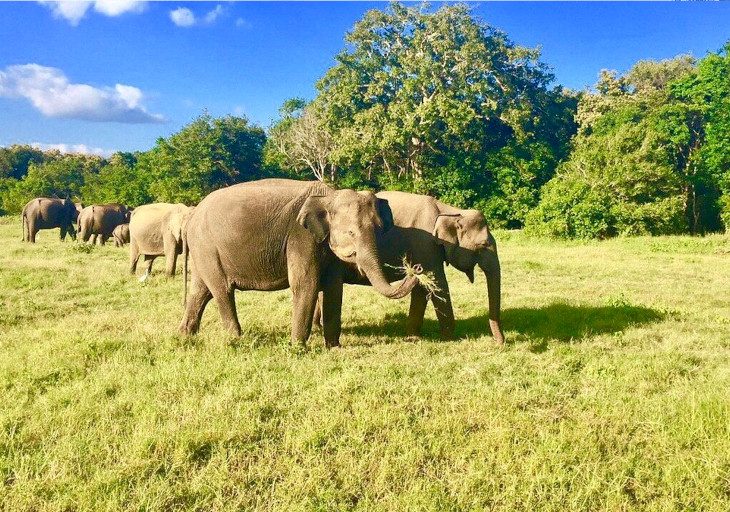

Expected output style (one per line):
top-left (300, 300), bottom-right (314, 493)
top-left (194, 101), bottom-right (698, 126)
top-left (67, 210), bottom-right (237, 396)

top-left (1, 216), bottom-right (729, 510)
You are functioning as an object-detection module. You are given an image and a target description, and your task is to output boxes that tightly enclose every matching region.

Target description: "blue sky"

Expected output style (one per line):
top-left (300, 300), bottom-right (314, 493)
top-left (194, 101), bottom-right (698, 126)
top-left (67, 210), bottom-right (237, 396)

top-left (1, 1), bottom-right (729, 156)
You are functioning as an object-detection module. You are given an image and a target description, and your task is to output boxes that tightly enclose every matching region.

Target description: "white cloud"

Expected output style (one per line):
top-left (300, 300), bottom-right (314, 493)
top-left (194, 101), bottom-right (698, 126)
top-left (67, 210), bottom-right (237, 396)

top-left (170, 7), bottom-right (195, 27)
top-left (38, 1), bottom-right (92, 26)
top-left (170, 4), bottom-right (225, 28)
top-left (39, 1), bottom-right (147, 25)
top-left (204, 5), bottom-right (224, 24)
top-left (31, 142), bottom-right (116, 158)
top-left (0, 64), bottom-right (165, 124)
top-left (93, 0), bottom-right (147, 17)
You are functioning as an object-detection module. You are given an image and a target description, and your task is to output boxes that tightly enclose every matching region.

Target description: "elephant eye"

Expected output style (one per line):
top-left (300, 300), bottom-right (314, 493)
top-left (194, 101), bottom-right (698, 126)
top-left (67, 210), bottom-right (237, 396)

top-left (348, 230), bottom-right (356, 238)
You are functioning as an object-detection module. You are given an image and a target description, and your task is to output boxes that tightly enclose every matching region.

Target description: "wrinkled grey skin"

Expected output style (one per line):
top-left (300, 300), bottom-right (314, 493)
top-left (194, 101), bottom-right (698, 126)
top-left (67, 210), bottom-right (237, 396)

top-left (77, 203), bottom-right (132, 245)
top-left (21, 197), bottom-right (79, 243)
top-left (128, 203), bottom-right (193, 277)
top-left (112, 223), bottom-right (130, 247)
top-left (178, 179), bottom-right (419, 348)
top-left (315, 191), bottom-right (504, 344)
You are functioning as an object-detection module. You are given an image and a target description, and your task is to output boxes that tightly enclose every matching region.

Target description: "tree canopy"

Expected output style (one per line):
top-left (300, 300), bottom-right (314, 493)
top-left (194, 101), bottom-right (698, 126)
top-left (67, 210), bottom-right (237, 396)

top-left (526, 48), bottom-right (730, 238)
top-left (267, 2), bottom-right (577, 227)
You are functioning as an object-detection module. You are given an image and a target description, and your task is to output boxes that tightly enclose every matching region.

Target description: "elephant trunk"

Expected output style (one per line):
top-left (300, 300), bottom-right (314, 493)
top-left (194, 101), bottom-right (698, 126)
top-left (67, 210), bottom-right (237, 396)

top-left (479, 249), bottom-right (505, 345)
top-left (355, 233), bottom-right (418, 299)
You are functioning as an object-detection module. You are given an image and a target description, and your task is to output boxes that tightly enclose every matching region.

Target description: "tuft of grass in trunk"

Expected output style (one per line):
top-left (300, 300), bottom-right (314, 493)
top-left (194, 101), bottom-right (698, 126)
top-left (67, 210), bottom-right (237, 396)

top-left (388, 256), bottom-right (443, 300)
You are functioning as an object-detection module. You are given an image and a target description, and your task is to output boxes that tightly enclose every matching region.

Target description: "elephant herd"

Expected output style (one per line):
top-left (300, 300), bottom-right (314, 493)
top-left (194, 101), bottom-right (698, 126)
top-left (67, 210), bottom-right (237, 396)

top-left (21, 179), bottom-right (504, 347)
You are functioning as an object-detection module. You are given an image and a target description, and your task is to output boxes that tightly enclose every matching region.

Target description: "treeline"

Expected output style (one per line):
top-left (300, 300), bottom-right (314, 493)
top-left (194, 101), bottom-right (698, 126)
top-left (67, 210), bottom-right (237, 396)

top-left (0, 114), bottom-right (267, 214)
top-left (1, 3), bottom-right (728, 238)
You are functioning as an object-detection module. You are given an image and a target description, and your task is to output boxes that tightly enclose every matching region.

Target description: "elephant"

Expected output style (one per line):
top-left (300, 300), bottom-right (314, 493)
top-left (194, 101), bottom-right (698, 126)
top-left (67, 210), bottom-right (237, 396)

top-left (128, 203), bottom-right (193, 278)
top-left (178, 179), bottom-right (420, 348)
top-left (21, 197), bottom-right (79, 243)
top-left (314, 191), bottom-right (504, 344)
top-left (77, 203), bottom-right (132, 245)
top-left (112, 223), bottom-right (130, 247)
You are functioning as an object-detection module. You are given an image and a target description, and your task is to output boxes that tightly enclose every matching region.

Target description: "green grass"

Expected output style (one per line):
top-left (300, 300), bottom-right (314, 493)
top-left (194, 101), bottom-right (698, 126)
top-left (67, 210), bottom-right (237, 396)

top-left (1, 215), bottom-right (729, 511)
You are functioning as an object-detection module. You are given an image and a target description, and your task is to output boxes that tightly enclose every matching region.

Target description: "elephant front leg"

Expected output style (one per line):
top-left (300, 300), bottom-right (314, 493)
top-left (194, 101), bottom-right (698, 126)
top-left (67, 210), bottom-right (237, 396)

top-left (406, 285), bottom-right (428, 337)
top-left (431, 269), bottom-right (455, 340)
top-left (321, 273), bottom-right (343, 348)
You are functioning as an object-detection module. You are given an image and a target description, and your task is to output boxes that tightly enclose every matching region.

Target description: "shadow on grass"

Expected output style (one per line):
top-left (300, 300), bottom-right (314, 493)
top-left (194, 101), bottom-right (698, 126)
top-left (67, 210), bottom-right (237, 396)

top-left (343, 302), bottom-right (665, 344)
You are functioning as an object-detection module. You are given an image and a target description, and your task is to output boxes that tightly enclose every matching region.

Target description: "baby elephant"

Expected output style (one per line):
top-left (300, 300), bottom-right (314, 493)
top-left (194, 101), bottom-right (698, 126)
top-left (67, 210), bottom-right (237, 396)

top-left (112, 223), bottom-right (130, 247)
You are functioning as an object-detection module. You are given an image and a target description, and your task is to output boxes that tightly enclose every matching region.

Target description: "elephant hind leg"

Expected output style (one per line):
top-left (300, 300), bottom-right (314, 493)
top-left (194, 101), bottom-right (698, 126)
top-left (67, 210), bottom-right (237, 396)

top-left (312, 292), bottom-right (323, 330)
top-left (212, 287), bottom-right (241, 336)
top-left (179, 274), bottom-right (213, 335)
top-left (129, 240), bottom-right (140, 275)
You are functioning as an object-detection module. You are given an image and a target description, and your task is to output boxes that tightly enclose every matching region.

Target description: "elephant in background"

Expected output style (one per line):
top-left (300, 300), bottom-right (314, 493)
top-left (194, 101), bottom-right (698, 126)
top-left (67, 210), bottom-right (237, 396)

top-left (77, 203), bottom-right (132, 245)
top-left (21, 197), bottom-right (79, 243)
top-left (112, 223), bottom-right (130, 247)
top-left (128, 203), bottom-right (193, 278)
top-left (178, 179), bottom-right (419, 348)
top-left (315, 191), bottom-right (504, 344)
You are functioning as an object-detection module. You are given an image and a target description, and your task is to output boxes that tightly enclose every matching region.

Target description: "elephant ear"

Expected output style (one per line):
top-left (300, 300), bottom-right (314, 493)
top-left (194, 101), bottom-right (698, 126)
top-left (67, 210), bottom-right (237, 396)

top-left (433, 214), bottom-right (462, 246)
top-left (297, 196), bottom-right (330, 243)
top-left (376, 198), bottom-right (394, 232)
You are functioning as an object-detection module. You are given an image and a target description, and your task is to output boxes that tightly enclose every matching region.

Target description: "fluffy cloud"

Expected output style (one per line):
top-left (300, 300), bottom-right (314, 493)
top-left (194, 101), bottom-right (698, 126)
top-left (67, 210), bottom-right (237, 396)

top-left (169, 7), bottom-right (195, 27)
top-left (38, 1), bottom-right (147, 26)
top-left (31, 142), bottom-right (115, 157)
top-left (0, 64), bottom-right (165, 124)
top-left (170, 4), bottom-right (225, 28)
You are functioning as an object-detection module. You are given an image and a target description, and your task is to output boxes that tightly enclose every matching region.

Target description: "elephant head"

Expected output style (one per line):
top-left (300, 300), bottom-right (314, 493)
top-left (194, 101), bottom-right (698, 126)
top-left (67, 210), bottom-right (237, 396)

top-left (61, 198), bottom-right (78, 240)
top-left (433, 210), bottom-right (504, 344)
top-left (298, 189), bottom-right (418, 299)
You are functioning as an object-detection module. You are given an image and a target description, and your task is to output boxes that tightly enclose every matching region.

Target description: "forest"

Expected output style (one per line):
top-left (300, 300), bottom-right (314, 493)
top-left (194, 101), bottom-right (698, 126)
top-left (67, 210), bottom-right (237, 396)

top-left (1, 3), bottom-right (728, 239)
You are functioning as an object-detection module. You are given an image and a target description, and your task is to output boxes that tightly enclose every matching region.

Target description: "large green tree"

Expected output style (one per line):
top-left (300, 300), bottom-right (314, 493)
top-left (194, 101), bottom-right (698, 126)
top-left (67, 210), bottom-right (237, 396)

top-left (268, 2), bottom-right (576, 226)
top-left (142, 113), bottom-right (266, 204)
top-left (526, 52), bottom-right (729, 238)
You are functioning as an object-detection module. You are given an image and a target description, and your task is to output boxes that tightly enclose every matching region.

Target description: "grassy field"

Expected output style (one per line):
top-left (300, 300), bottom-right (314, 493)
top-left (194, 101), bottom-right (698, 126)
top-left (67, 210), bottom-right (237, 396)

top-left (1, 215), bottom-right (729, 511)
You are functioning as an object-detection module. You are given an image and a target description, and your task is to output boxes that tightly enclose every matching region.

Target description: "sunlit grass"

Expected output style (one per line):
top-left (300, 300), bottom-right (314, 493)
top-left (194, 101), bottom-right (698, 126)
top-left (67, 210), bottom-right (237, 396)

top-left (1, 215), bottom-right (729, 510)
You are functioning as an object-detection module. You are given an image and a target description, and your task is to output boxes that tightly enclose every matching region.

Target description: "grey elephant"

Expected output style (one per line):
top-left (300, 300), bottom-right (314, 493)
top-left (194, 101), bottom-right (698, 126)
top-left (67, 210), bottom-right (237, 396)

top-left (178, 179), bottom-right (419, 348)
top-left (128, 203), bottom-right (193, 278)
top-left (21, 197), bottom-right (79, 243)
top-left (77, 203), bottom-right (132, 245)
top-left (315, 191), bottom-right (504, 344)
top-left (112, 223), bottom-right (130, 247)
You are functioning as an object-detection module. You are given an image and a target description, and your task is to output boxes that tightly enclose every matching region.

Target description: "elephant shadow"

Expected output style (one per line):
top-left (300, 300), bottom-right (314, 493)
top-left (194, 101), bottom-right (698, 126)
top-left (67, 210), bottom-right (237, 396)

top-left (343, 302), bottom-right (665, 346)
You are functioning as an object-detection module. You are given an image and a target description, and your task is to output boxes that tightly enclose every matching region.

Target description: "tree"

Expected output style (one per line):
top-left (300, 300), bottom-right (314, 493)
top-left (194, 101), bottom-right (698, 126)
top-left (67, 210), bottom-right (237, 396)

top-left (143, 113), bottom-right (266, 204)
top-left (81, 152), bottom-right (153, 207)
top-left (526, 53), bottom-right (728, 238)
top-left (296, 2), bottom-right (576, 225)
top-left (268, 103), bottom-right (337, 182)
top-left (2, 154), bottom-right (102, 214)
top-left (0, 145), bottom-right (50, 180)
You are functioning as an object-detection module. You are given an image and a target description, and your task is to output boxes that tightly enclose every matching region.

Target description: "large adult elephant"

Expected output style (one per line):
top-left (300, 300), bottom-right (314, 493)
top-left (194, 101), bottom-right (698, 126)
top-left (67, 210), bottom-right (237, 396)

top-left (178, 179), bottom-right (420, 348)
top-left (128, 203), bottom-right (193, 277)
top-left (77, 203), bottom-right (132, 245)
top-left (21, 197), bottom-right (79, 243)
top-left (315, 191), bottom-right (504, 344)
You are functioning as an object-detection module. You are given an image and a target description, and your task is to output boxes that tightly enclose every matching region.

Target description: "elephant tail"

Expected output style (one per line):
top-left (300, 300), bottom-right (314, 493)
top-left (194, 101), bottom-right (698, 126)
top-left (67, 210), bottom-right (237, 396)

top-left (182, 229), bottom-right (189, 307)
top-left (21, 210), bottom-right (26, 242)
